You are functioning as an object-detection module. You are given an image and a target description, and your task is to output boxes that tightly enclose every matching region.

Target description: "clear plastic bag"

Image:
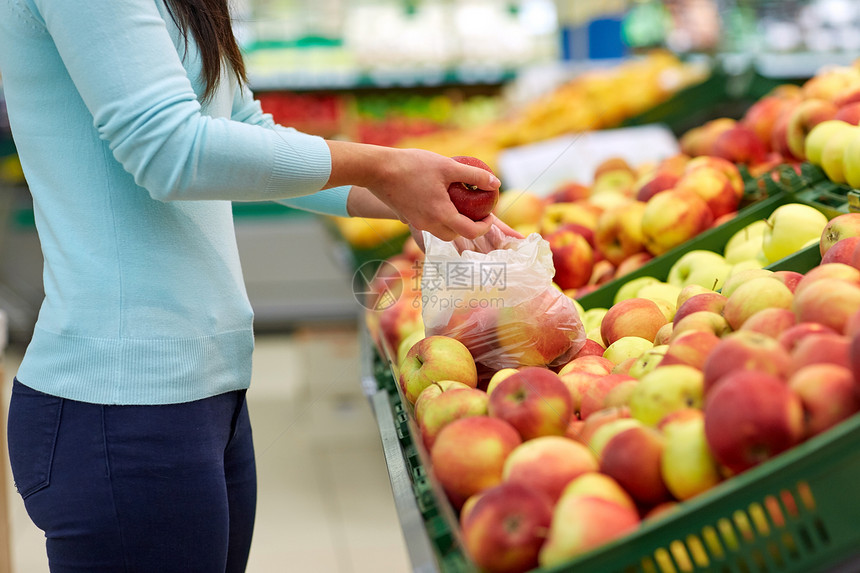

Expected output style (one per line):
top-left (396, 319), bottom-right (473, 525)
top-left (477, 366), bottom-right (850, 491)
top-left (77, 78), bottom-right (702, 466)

top-left (421, 227), bottom-right (586, 374)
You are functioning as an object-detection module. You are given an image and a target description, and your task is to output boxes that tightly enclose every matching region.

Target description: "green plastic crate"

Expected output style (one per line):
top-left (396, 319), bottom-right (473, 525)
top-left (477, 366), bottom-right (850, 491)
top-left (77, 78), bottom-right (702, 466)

top-left (539, 413), bottom-right (860, 573)
top-left (577, 192), bottom-right (794, 310)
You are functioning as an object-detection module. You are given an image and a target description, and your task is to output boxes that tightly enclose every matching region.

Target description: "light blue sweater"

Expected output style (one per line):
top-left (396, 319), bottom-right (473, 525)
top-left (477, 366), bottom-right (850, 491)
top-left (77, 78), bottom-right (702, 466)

top-left (0, 0), bottom-right (353, 404)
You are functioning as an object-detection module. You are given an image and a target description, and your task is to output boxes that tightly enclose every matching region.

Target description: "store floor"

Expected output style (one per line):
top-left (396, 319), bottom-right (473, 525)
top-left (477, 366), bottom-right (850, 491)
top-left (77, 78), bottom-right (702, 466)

top-left (1, 324), bottom-right (412, 573)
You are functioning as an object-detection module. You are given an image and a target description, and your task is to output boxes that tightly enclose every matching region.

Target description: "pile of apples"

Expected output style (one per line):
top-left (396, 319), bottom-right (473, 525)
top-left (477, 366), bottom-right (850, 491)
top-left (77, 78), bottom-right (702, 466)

top-left (678, 61), bottom-right (860, 177)
top-left (390, 212), bottom-right (860, 573)
top-left (493, 153), bottom-right (750, 299)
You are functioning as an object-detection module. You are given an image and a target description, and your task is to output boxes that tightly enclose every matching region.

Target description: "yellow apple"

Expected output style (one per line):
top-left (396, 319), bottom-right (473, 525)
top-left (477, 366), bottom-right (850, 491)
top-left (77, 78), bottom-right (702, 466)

top-left (629, 364), bottom-right (704, 426)
top-left (822, 125), bottom-right (860, 184)
top-left (804, 119), bottom-right (854, 165)
top-left (723, 220), bottom-right (768, 264)
top-left (603, 336), bottom-right (653, 365)
top-left (659, 409), bottom-right (722, 500)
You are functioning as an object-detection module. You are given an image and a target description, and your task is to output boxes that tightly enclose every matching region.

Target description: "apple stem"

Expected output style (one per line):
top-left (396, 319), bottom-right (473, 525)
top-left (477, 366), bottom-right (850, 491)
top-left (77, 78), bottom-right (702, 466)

top-left (464, 184), bottom-right (479, 191)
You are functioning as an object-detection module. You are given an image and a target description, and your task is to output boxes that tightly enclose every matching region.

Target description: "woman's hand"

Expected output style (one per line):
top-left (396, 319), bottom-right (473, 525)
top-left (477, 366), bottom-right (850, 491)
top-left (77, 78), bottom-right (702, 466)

top-left (328, 142), bottom-right (501, 242)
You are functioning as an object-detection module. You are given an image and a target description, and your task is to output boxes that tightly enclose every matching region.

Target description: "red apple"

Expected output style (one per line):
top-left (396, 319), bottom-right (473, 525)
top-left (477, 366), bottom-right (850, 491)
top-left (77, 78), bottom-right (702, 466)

top-left (461, 482), bottom-right (553, 573)
top-left (600, 297), bottom-right (670, 346)
top-left (704, 370), bottom-right (804, 474)
top-left (789, 364), bottom-right (860, 437)
top-left (558, 355), bottom-right (614, 376)
top-left (593, 201), bottom-right (648, 266)
top-left (790, 332), bottom-right (850, 372)
top-left (822, 237), bottom-right (860, 265)
top-left (579, 373), bottom-right (636, 420)
top-left (778, 322), bottom-right (840, 352)
top-left (660, 329), bottom-right (722, 371)
top-left (741, 96), bottom-right (793, 150)
top-left (614, 252), bottom-right (654, 277)
top-left (568, 406), bottom-right (631, 445)
top-left (739, 307), bottom-right (796, 339)
top-left (488, 367), bottom-right (574, 440)
top-left (448, 155), bottom-right (499, 221)
top-left (702, 330), bottom-right (792, 394)
top-left (538, 496), bottom-right (640, 567)
top-left (673, 292), bottom-right (727, 326)
top-left (641, 189), bottom-right (714, 256)
top-left (633, 170), bottom-right (680, 202)
top-left (821, 213), bottom-right (860, 256)
top-left (567, 339), bottom-right (607, 360)
top-left (772, 270), bottom-right (804, 293)
top-left (793, 277), bottom-right (860, 334)
top-left (431, 416), bottom-right (522, 508)
top-left (835, 101), bottom-right (860, 125)
top-left (502, 436), bottom-right (598, 503)
top-left (414, 380), bottom-right (475, 426)
top-left (547, 182), bottom-right (590, 204)
top-left (711, 125), bottom-right (769, 165)
top-left (785, 99), bottom-right (839, 161)
top-left (546, 224), bottom-right (595, 290)
top-left (599, 423), bottom-right (671, 505)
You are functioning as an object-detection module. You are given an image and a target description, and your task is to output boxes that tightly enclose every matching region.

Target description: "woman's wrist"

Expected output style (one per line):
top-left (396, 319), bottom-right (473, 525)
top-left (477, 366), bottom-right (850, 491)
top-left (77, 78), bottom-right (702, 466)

top-left (345, 186), bottom-right (399, 219)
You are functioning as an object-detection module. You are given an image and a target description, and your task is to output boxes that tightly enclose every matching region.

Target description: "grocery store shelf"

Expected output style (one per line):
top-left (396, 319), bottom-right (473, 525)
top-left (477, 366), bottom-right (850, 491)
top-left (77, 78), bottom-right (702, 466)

top-left (248, 66), bottom-right (516, 93)
top-left (370, 389), bottom-right (440, 573)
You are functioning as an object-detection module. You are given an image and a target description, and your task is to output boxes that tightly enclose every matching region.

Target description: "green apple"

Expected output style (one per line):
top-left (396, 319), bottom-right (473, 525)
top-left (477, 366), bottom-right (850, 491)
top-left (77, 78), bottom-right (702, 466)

top-left (659, 409), bottom-right (722, 500)
top-left (628, 345), bottom-right (669, 379)
top-left (667, 250), bottom-right (728, 287)
top-left (762, 203), bottom-right (828, 264)
top-left (636, 282), bottom-right (683, 311)
top-left (629, 364), bottom-right (704, 426)
top-left (603, 336), bottom-right (653, 365)
top-left (397, 330), bottom-right (426, 370)
top-left (720, 268), bottom-right (774, 298)
top-left (723, 220), bottom-right (768, 264)
top-left (399, 335), bottom-right (479, 404)
top-left (613, 276), bottom-right (662, 305)
top-left (728, 259), bottom-right (765, 275)
top-left (581, 307), bottom-right (609, 332)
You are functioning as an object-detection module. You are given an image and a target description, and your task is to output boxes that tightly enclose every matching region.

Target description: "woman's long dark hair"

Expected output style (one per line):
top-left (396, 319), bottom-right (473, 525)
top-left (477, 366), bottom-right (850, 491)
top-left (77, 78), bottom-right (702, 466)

top-left (161, 0), bottom-right (247, 102)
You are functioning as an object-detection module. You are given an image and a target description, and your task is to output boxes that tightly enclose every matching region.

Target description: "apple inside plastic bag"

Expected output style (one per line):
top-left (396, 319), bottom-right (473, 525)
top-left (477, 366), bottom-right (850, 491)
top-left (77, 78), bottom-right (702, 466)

top-left (421, 227), bottom-right (586, 373)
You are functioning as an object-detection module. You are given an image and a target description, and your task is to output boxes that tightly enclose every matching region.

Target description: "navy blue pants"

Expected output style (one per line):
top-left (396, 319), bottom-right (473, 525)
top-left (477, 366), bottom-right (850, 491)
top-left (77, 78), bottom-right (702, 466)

top-left (6, 378), bottom-right (257, 573)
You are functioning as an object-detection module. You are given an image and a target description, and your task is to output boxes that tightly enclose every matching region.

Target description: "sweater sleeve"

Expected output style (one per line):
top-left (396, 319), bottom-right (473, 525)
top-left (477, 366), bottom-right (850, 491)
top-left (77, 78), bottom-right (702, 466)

top-left (31, 0), bottom-right (334, 202)
top-left (230, 81), bottom-right (351, 217)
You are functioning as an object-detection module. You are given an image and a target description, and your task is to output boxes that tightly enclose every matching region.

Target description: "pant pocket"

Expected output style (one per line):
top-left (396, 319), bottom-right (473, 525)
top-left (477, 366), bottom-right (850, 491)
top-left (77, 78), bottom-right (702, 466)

top-left (7, 379), bottom-right (64, 499)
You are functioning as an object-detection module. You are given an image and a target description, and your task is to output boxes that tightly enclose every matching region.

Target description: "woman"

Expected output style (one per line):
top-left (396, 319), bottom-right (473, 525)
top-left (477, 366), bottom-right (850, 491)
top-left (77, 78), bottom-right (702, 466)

top-left (0, 0), bottom-right (505, 571)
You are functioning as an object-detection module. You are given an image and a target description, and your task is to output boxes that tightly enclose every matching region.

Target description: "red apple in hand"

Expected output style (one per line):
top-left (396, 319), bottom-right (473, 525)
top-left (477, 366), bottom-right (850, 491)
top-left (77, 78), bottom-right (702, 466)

top-left (448, 156), bottom-right (499, 221)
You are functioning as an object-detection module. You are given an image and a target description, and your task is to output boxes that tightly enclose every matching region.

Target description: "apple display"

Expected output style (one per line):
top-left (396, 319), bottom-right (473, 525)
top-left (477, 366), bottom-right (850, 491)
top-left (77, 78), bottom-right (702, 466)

top-left (431, 416), bottom-right (522, 509)
top-left (488, 367), bottom-right (574, 440)
top-left (502, 436), bottom-right (598, 503)
top-left (399, 335), bottom-right (478, 404)
top-left (704, 370), bottom-right (804, 474)
top-left (461, 482), bottom-right (553, 573)
top-left (629, 364), bottom-right (704, 426)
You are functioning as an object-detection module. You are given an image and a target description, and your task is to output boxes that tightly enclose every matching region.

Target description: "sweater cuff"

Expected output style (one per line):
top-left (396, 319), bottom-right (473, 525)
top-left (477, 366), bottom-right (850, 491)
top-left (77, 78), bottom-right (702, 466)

top-left (264, 130), bottom-right (333, 197)
top-left (276, 185), bottom-right (351, 218)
